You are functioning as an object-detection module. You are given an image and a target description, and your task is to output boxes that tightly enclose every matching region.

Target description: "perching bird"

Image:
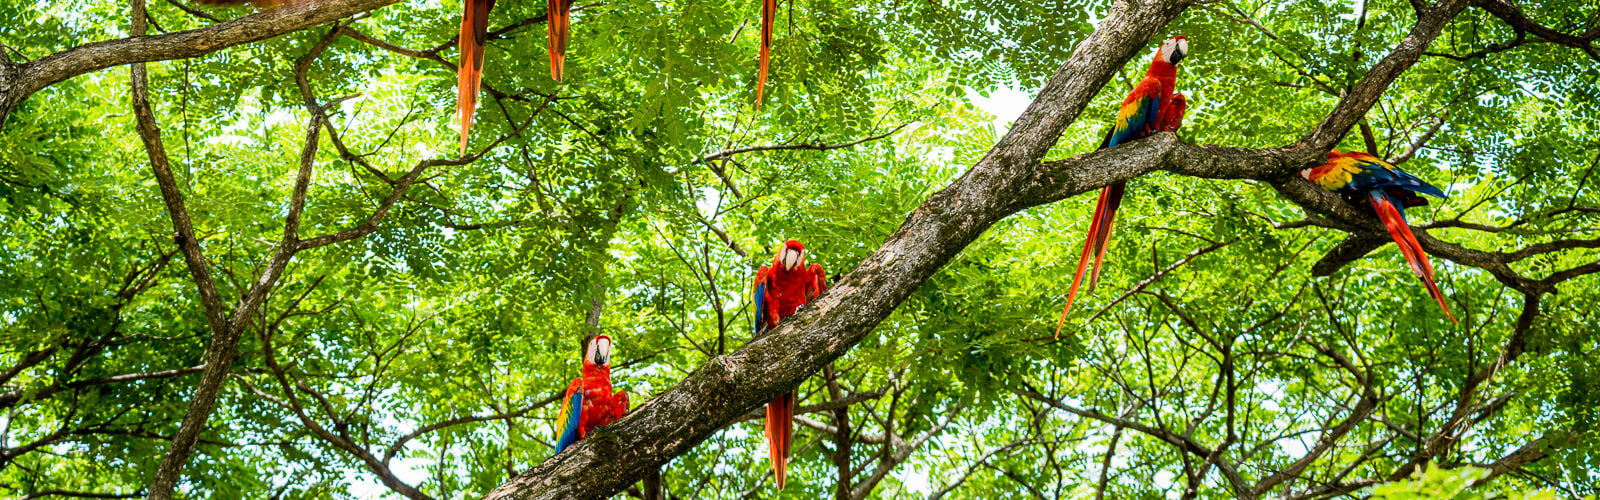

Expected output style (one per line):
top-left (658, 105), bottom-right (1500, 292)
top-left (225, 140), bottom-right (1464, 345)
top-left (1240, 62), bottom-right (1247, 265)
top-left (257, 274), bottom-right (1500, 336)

top-left (457, 0), bottom-right (496, 154)
top-left (752, 239), bottom-right (828, 489)
top-left (755, 0), bottom-right (777, 109)
top-left (1301, 150), bottom-right (1457, 323)
top-left (554, 334), bottom-right (630, 453)
top-left (548, 0), bottom-right (576, 81)
top-left (1056, 36), bottom-right (1190, 337)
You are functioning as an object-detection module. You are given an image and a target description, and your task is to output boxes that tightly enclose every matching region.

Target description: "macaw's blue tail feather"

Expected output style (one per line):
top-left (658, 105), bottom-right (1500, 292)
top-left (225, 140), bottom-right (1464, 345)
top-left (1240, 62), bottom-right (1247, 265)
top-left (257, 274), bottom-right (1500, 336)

top-left (1056, 182), bottom-right (1125, 338)
top-left (1368, 191), bottom-right (1457, 324)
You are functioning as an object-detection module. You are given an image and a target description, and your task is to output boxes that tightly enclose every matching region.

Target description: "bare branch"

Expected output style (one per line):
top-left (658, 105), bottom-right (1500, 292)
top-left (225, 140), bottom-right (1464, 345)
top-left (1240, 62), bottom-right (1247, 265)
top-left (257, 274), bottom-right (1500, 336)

top-left (1011, 386), bottom-right (1251, 496)
top-left (1472, 0), bottom-right (1600, 62)
top-left (1388, 115), bottom-right (1446, 165)
top-left (696, 124), bottom-right (910, 163)
top-left (1, 0), bottom-right (401, 123)
top-left (17, 489), bottom-right (144, 500)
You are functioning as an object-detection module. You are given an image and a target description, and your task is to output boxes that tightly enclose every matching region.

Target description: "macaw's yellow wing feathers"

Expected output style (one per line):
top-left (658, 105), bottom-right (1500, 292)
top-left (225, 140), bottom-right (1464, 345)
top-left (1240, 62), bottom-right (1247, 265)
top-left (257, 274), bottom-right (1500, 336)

top-left (457, 0), bottom-right (495, 155)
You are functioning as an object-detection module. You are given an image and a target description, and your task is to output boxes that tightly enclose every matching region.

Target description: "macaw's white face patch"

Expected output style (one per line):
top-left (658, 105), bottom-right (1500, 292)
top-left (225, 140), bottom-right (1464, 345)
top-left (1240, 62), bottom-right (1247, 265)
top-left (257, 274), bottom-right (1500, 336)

top-left (1161, 36), bottom-right (1189, 65)
top-left (588, 336), bottom-right (613, 366)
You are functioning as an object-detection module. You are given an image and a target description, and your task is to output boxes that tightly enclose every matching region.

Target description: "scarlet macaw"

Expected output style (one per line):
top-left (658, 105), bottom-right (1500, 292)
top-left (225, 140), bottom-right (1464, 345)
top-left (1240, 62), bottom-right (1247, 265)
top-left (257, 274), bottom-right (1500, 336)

top-left (1056, 36), bottom-right (1191, 337)
top-left (752, 239), bottom-right (827, 489)
top-left (755, 0), bottom-right (777, 110)
top-left (1301, 150), bottom-right (1457, 323)
top-left (457, 0), bottom-right (496, 154)
top-left (554, 334), bottom-right (630, 453)
top-left (548, 0), bottom-right (575, 81)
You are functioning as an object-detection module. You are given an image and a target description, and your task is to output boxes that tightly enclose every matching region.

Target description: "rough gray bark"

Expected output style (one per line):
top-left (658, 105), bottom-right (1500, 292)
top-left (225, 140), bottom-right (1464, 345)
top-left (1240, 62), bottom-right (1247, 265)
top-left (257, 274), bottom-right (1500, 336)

top-left (0, 0), bottom-right (399, 125)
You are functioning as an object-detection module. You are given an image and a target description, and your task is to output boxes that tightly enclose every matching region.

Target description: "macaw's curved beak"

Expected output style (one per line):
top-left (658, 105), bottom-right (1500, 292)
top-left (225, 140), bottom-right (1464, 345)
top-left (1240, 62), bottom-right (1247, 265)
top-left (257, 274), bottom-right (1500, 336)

top-left (782, 247), bottom-right (803, 270)
top-left (779, 240), bottom-right (806, 271)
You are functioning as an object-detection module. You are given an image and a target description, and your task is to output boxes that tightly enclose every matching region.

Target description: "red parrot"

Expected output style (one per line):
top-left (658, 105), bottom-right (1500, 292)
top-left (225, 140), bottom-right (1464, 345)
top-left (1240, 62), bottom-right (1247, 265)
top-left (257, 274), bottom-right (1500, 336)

top-left (755, 0), bottom-right (777, 110)
top-left (752, 239), bottom-right (827, 489)
top-left (548, 0), bottom-right (576, 81)
top-left (1301, 150), bottom-right (1457, 323)
top-left (553, 335), bottom-right (630, 452)
top-left (457, 0), bottom-right (496, 154)
top-left (1056, 36), bottom-right (1191, 337)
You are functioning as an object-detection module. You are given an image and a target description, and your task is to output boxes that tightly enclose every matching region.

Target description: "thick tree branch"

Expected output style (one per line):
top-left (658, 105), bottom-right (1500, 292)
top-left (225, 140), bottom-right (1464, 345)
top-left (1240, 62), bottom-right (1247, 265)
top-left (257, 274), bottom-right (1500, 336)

top-left (1472, 0), bottom-right (1600, 61)
top-left (0, 0), bottom-right (400, 124)
top-left (1463, 432), bottom-right (1569, 486)
top-left (1310, 235), bottom-right (1388, 276)
top-left (0, 365), bottom-right (205, 409)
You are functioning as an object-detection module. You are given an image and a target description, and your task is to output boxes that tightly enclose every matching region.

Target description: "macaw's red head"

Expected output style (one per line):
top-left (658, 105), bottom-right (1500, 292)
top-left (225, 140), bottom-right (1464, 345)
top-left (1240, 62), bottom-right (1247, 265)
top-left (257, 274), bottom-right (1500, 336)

top-left (1158, 36), bottom-right (1189, 66)
top-left (585, 335), bottom-right (613, 368)
top-left (777, 240), bottom-right (806, 271)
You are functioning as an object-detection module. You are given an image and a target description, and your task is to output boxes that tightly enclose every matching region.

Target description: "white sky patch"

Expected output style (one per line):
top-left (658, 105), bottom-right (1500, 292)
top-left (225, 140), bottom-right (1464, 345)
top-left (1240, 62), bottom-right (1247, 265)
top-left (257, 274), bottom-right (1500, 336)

top-left (348, 456), bottom-right (431, 499)
top-left (964, 85), bottom-right (1034, 137)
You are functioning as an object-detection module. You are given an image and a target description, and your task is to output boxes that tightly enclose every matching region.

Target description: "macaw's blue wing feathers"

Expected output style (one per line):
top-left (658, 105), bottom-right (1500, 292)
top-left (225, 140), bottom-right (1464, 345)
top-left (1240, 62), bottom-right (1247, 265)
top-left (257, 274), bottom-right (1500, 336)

top-left (1106, 78), bottom-right (1164, 148)
top-left (1345, 156), bottom-right (1449, 199)
top-left (554, 389), bottom-right (583, 452)
top-left (753, 280), bottom-right (769, 335)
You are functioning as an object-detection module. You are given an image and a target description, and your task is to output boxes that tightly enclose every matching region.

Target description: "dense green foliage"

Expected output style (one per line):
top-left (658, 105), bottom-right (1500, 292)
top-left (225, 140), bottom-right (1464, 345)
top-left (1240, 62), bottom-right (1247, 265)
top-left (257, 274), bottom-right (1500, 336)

top-left (1, 0), bottom-right (1596, 497)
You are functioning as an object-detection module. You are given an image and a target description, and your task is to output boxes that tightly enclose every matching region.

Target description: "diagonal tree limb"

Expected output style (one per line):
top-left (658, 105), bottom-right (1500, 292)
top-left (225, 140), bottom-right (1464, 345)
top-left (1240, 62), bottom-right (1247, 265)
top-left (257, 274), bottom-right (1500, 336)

top-left (1310, 235), bottom-right (1389, 276)
top-left (0, 0), bottom-right (401, 125)
top-left (1472, 0), bottom-right (1600, 61)
top-left (1390, 292), bottom-right (1542, 480)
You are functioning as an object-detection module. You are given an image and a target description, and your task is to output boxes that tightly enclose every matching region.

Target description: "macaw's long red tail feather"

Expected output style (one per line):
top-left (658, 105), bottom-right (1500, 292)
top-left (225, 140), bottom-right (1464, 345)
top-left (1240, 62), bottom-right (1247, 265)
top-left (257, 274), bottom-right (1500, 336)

top-left (547, 0), bottom-right (572, 80)
top-left (756, 0), bottom-right (776, 110)
top-left (764, 391), bottom-right (794, 489)
top-left (1369, 192), bottom-right (1457, 323)
top-left (1056, 182), bottom-right (1125, 338)
top-left (457, 0), bottom-right (493, 155)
